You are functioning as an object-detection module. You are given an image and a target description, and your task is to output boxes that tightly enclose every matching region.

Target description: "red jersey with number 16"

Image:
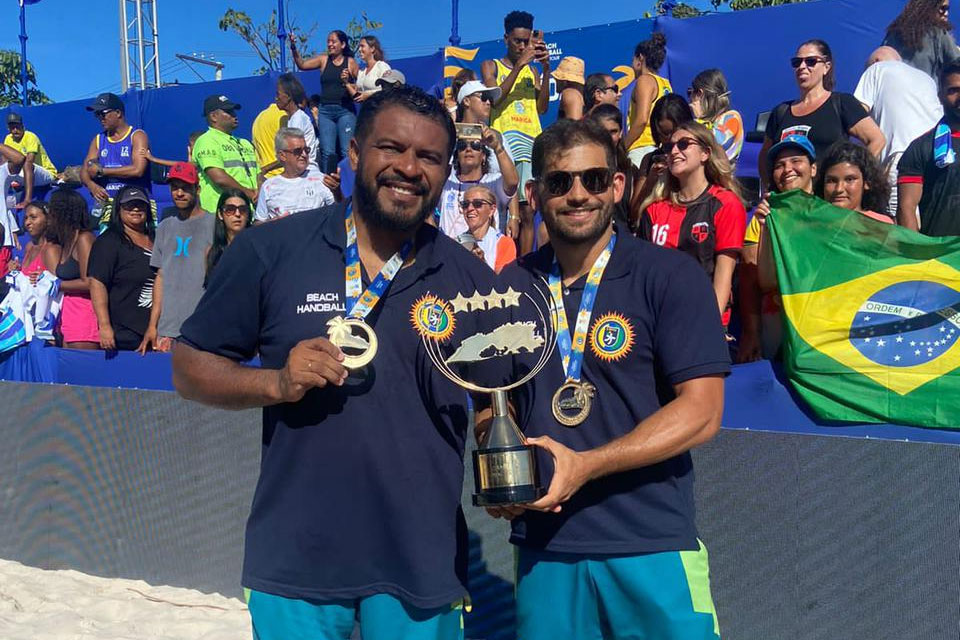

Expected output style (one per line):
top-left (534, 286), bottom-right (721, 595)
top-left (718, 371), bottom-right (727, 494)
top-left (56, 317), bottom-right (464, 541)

top-left (638, 185), bottom-right (746, 278)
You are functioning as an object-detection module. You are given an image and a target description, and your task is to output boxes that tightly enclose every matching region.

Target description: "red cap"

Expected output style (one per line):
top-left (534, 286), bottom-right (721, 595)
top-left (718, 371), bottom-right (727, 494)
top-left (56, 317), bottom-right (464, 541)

top-left (168, 162), bottom-right (198, 185)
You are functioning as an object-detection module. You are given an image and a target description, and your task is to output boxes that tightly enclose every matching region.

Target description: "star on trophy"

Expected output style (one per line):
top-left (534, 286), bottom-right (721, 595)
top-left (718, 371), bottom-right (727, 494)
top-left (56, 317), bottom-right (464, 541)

top-left (419, 285), bottom-right (557, 506)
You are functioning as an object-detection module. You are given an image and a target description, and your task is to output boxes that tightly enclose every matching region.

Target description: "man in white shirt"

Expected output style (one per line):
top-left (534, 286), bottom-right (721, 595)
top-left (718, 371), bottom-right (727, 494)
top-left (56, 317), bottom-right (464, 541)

top-left (255, 127), bottom-right (336, 222)
top-left (855, 46), bottom-right (943, 215)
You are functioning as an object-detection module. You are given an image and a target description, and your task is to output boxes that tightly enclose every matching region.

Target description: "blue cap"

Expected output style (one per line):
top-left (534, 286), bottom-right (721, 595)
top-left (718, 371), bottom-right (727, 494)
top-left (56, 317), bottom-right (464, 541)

top-left (768, 134), bottom-right (816, 170)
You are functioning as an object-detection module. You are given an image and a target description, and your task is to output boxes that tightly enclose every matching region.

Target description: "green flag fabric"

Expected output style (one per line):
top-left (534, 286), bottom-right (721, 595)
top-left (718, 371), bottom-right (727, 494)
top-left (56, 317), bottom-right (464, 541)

top-left (765, 190), bottom-right (960, 429)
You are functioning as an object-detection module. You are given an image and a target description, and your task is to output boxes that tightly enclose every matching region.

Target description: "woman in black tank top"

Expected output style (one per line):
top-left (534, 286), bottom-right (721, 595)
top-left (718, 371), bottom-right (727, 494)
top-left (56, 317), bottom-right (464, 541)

top-left (291, 30), bottom-right (360, 173)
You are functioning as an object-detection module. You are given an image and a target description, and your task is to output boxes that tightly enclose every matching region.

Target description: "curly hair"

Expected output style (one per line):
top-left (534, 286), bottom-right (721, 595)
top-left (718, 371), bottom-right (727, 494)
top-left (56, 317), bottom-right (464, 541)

top-left (47, 189), bottom-right (90, 246)
top-left (886, 0), bottom-right (952, 52)
top-left (814, 141), bottom-right (891, 214)
top-left (634, 33), bottom-right (667, 71)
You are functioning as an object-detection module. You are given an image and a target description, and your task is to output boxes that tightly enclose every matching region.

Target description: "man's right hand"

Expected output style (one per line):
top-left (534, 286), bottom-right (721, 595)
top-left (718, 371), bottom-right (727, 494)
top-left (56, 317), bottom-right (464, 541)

top-left (275, 336), bottom-right (348, 403)
top-left (517, 46), bottom-right (537, 68)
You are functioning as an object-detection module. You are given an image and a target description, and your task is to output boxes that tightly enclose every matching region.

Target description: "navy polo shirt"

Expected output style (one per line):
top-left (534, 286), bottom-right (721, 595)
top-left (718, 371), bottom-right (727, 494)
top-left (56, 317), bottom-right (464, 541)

top-left (501, 230), bottom-right (731, 555)
top-left (178, 203), bottom-right (497, 608)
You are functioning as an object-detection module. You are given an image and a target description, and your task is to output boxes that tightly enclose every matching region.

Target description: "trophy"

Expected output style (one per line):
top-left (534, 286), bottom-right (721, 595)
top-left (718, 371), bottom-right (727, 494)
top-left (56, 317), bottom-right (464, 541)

top-left (419, 285), bottom-right (557, 506)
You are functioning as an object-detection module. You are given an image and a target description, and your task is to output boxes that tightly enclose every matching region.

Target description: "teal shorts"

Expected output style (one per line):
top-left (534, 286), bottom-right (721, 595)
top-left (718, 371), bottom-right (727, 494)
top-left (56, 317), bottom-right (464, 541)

top-left (515, 541), bottom-right (721, 640)
top-left (247, 590), bottom-right (464, 640)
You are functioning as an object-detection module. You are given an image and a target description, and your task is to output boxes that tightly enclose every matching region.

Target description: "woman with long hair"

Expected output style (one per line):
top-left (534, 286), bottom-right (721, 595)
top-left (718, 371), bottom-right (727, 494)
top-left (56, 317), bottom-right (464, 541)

top-left (87, 185), bottom-right (155, 351)
top-left (624, 32), bottom-right (672, 167)
top-left (346, 35), bottom-right (390, 103)
top-left (760, 39), bottom-right (884, 189)
top-left (815, 141), bottom-right (894, 223)
top-left (48, 189), bottom-right (99, 349)
top-left (290, 30), bottom-right (359, 173)
top-left (885, 0), bottom-right (959, 80)
top-left (11, 201), bottom-right (58, 280)
top-left (638, 121), bottom-right (746, 328)
top-left (688, 68), bottom-right (744, 165)
top-left (206, 189), bottom-right (253, 287)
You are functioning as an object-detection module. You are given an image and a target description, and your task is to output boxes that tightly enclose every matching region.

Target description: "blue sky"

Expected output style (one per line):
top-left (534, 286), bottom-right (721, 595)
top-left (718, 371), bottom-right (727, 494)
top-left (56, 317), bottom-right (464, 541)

top-left (3, 0), bottom-right (722, 103)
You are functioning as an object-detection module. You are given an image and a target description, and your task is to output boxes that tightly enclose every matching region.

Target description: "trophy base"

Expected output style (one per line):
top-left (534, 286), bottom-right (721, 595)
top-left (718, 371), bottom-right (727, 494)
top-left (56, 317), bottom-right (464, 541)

top-left (472, 445), bottom-right (544, 506)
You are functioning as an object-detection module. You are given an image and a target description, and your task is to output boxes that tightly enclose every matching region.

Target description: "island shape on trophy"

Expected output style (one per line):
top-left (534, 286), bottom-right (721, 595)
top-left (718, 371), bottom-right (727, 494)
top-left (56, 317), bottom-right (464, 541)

top-left (445, 321), bottom-right (545, 364)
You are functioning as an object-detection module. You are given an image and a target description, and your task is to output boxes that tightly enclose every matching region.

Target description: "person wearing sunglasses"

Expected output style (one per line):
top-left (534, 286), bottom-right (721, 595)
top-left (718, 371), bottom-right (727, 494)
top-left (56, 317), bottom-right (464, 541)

top-left (192, 94), bottom-right (260, 214)
top-left (88, 185), bottom-right (156, 351)
top-left (455, 79), bottom-right (505, 175)
top-left (204, 189), bottom-right (253, 287)
top-left (760, 39), bottom-right (884, 191)
top-left (438, 125), bottom-right (518, 239)
top-left (884, 0), bottom-right (959, 82)
top-left (492, 117), bottom-right (728, 640)
top-left (584, 73), bottom-right (620, 113)
top-left (255, 127), bottom-right (337, 223)
top-left (639, 121), bottom-right (746, 335)
top-left (459, 185), bottom-right (516, 272)
top-left (81, 92), bottom-right (152, 218)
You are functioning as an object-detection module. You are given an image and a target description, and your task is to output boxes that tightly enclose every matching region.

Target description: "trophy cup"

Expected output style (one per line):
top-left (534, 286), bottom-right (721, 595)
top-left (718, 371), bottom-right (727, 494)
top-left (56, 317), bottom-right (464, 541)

top-left (419, 285), bottom-right (557, 506)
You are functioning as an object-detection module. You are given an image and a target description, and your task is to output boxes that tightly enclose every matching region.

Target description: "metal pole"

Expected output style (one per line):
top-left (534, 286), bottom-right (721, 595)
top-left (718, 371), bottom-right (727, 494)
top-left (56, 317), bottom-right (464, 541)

top-left (277, 0), bottom-right (287, 72)
top-left (150, 0), bottom-right (161, 88)
top-left (449, 0), bottom-right (460, 47)
top-left (19, 0), bottom-right (28, 107)
top-left (136, 0), bottom-right (146, 89)
top-left (119, 0), bottom-right (130, 92)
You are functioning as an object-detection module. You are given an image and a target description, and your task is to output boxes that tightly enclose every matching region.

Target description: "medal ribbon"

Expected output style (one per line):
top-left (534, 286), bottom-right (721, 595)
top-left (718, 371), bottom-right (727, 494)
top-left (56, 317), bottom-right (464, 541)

top-left (547, 233), bottom-right (617, 382)
top-left (343, 205), bottom-right (413, 319)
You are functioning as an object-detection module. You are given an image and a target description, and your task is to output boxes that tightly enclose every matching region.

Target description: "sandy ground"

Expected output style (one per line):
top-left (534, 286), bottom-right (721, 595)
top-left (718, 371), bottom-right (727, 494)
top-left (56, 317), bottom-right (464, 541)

top-left (0, 559), bottom-right (251, 639)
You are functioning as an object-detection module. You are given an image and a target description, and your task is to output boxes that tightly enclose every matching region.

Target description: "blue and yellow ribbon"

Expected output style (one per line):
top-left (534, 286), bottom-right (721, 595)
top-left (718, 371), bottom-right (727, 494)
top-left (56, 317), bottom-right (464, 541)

top-left (344, 205), bottom-right (413, 320)
top-left (547, 233), bottom-right (617, 382)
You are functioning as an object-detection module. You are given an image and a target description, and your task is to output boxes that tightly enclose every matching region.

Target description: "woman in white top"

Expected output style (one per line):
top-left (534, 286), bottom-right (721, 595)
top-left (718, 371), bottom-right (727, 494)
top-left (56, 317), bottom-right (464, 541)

top-left (344, 36), bottom-right (390, 103)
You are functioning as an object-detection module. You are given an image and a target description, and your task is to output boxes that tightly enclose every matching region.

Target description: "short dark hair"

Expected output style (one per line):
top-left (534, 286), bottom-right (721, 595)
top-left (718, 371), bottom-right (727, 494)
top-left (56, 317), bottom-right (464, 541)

top-left (277, 72), bottom-right (307, 106)
top-left (354, 84), bottom-right (457, 160)
top-left (532, 118), bottom-right (617, 179)
top-left (504, 10), bottom-right (534, 33)
top-left (940, 59), bottom-right (960, 88)
top-left (584, 73), bottom-right (613, 110)
top-left (586, 103), bottom-right (623, 129)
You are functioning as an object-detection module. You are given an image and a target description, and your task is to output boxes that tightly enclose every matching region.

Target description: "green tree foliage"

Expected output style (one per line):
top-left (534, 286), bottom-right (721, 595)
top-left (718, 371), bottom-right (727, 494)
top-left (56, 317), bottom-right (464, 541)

top-left (345, 12), bottom-right (384, 53)
top-left (218, 3), bottom-right (317, 74)
top-left (648, 0), bottom-right (808, 18)
top-left (0, 50), bottom-right (51, 107)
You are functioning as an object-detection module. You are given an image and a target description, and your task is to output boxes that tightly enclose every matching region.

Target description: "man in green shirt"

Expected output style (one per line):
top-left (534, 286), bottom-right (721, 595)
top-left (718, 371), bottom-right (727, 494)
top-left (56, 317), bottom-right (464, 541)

top-left (192, 95), bottom-right (259, 212)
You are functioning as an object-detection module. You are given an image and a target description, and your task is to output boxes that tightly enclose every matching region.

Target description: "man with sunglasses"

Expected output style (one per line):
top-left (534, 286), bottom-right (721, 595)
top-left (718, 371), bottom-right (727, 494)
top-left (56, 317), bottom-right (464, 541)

top-left (81, 92), bottom-right (152, 211)
top-left (256, 127), bottom-right (336, 222)
top-left (3, 112), bottom-right (56, 211)
top-left (192, 94), bottom-right (260, 214)
top-left (584, 73), bottom-right (620, 112)
top-left (493, 118), bottom-right (728, 640)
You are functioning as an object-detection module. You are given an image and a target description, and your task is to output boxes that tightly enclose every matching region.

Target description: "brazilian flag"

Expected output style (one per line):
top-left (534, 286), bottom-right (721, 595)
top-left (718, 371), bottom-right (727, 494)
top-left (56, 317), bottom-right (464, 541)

top-left (766, 190), bottom-right (960, 429)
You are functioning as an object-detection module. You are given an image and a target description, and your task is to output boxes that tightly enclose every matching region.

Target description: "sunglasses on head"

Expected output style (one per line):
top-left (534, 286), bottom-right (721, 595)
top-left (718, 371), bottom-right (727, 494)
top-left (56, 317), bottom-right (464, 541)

top-left (790, 56), bottom-right (825, 69)
top-left (456, 140), bottom-right (485, 152)
top-left (540, 168), bottom-right (613, 197)
top-left (221, 204), bottom-right (250, 215)
top-left (283, 146), bottom-right (309, 157)
top-left (460, 198), bottom-right (493, 210)
top-left (662, 137), bottom-right (701, 154)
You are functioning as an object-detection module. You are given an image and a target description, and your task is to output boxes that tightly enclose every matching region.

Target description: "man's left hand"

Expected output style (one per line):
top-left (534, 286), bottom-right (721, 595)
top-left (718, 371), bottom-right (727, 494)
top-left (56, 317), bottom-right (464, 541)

top-left (525, 436), bottom-right (595, 513)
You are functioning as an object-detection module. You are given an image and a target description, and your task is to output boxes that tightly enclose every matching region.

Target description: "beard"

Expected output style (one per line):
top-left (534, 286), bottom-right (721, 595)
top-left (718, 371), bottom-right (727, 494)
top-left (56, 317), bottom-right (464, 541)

top-left (541, 197), bottom-right (615, 245)
top-left (352, 160), bottom-right (437, 233)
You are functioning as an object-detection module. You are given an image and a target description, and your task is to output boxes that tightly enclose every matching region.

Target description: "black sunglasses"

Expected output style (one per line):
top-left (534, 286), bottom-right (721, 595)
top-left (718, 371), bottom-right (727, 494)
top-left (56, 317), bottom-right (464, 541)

top-left (94, 109), bottom-right (116, 119)
top-left (456, 140), bottom-right (485, 152)
top-left (599, 85), bottom-right (619, 94)
top-left (662, 137), bottom-right (702, 154)
top-left (221, 204), bottom-right (250, 215)
top-left (790, 56), bottom-right (826, 69)
top-left (460, 199), bottom-right (494, 210)
top-left (283, 146), bottom-right (309, 157)
top-left (540, 168), bottom-right (613, 196)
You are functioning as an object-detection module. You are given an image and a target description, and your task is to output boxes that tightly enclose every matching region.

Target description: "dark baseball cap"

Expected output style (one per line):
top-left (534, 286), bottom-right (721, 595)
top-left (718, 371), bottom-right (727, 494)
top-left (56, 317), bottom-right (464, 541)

top-left (118, 186), bottom-right (150, 206)
top-left (86, 93), bottom-right (124, 112)
top-left (6, 112), bottom-right (23, 125)
top-left (203, 94), bottom-right (241, 116)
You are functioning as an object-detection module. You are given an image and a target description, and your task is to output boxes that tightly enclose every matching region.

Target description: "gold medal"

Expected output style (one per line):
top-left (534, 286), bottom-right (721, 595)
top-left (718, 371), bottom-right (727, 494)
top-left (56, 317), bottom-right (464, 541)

top-left (551, 379), bottom-right (596, 427)
top-left (326, 316), bottom-right (378, 369)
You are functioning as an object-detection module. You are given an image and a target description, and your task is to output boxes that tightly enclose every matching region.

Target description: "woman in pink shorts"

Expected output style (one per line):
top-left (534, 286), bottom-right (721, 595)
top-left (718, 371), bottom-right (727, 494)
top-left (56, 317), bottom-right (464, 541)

top-left (48, 190), bottom-right (99, 349)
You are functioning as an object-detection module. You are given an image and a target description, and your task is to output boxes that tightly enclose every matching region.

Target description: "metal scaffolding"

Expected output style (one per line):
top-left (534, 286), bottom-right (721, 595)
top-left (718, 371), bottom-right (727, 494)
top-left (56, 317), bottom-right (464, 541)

top-left (119, 0), bottom-right (161, 91)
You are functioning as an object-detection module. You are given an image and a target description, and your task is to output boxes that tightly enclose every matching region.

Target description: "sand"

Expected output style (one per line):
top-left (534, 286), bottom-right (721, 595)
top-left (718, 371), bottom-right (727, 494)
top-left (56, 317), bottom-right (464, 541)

top-left (0, 559), bottom-right (251, 639)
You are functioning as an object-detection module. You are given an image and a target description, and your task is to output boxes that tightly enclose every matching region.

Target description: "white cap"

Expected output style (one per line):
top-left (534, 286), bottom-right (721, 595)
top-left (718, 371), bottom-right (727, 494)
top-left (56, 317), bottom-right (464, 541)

top-left (457, 80), bottom-right (502, 105)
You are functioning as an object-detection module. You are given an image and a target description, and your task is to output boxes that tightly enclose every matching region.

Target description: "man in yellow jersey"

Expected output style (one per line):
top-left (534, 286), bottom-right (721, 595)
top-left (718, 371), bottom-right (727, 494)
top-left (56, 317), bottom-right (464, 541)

top-left (252, 103), bottom-right (289, 180)
top-left (623, 33), bottom-right (672, 168)
top-left (482, 10), bottom-right (551, 252)
top-left (4, 113), bottom-right (56, 209)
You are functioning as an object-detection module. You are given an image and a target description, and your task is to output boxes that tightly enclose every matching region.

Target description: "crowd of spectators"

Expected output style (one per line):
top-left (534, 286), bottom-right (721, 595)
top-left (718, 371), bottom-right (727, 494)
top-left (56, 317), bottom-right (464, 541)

top-left (0, 0), bottom-right (956, 360)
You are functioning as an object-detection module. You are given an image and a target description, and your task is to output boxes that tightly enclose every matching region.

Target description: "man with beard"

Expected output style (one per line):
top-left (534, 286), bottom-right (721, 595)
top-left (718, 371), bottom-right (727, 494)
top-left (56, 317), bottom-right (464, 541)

top-left (897, 60), bottom-right (960, 236)
top-left (138, 162), bottom-right (213, 354)
top-left (172, 85), bottom-right (497, 640)
top-left (493, 118), bottom-right (729, 640)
